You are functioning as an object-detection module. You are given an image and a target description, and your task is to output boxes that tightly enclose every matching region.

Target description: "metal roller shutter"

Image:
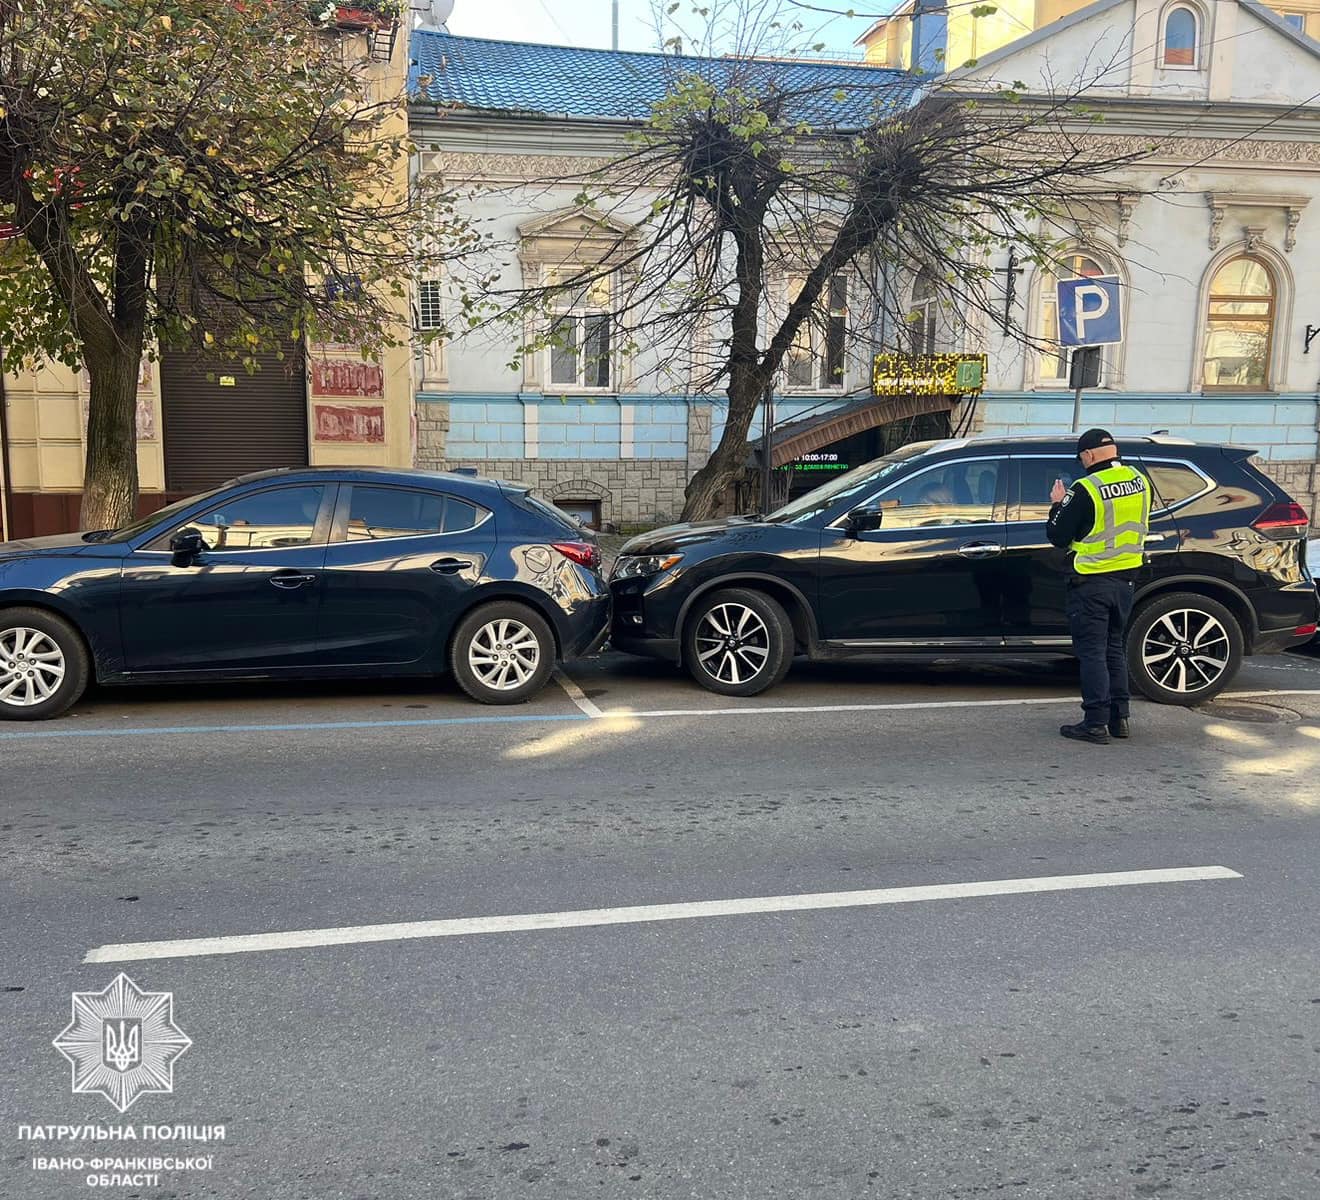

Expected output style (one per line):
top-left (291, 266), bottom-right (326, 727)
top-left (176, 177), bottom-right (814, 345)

top-left (160, 341), bottom-right (309, 493)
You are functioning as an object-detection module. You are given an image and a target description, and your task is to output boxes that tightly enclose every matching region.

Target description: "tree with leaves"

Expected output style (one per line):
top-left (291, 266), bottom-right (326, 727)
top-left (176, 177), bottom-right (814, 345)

top-left (469, 1), bottom-right (1149, 520)
top-left (0, 0), bottom-right (471, 529)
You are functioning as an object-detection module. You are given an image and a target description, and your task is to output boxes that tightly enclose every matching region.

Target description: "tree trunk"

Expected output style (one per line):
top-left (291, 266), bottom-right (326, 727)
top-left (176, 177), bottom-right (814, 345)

top-left (80, 350), bottom-right (142, 531)
top-left (681, 372), bottom-right (762, 521)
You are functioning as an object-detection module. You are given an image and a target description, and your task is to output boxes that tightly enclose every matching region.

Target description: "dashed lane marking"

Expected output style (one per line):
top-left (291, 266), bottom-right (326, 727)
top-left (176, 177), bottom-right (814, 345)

top-left (83, 866), bottom-right (1243, 963)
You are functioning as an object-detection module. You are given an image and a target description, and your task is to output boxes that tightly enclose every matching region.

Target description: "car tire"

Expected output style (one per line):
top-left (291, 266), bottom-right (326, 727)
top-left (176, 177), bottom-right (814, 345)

top-left (0, 607), bottom-right (91, 721)
top-left (1127, 591), bottom-right (1243, 706)
top-left (682, 587), bottom-right (794, 697)
top-left (450, 601), bottom-right (557, 705)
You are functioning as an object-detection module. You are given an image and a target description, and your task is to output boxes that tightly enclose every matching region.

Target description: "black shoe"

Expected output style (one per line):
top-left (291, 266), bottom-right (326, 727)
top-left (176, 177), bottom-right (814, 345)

top-left (1109, 717), bottom-right (1130, 739)
top-left (1060, 722), bottom-right (1111, 745)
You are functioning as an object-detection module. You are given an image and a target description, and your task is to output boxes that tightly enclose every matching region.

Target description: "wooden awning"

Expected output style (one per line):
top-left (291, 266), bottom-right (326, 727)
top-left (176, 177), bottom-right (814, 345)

top-left (767, 393), bottom-right (957, 467)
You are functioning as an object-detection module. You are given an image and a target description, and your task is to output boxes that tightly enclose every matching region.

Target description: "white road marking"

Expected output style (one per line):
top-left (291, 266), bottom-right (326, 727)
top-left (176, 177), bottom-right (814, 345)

top-left (607, 687), bottom-right (1320, 719)
top-left (553, 668), bottom-right (604, 718)
top-left (607, 696), bottom-right (1079, 719)
top-left (1222, 688), bottom-right (1320, 699)
top-left (84, 866), bottom-right (1241, 964)
top-left (7, 687), bottom-right (1319, 742)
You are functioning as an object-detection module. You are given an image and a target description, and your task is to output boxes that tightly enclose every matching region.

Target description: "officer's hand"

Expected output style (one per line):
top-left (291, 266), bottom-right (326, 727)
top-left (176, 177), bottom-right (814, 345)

top-left (1050, 478), bottom-right (1068, 504)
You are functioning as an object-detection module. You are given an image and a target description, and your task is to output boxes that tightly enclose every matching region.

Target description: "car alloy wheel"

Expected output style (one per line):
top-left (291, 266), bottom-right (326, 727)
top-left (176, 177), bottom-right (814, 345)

top-left (0, 626), bottom-right (67, 709)
top-left (694, 602), bottom-right (771, 687)
top-left (682, 587), bottom-right (794, 698)
top-left (467, 617), bottom-right (541, 691)
top-left (1141, 608), bottom-right (1230, 695)
top-left (1127, 591), bottom-right (1243, 707)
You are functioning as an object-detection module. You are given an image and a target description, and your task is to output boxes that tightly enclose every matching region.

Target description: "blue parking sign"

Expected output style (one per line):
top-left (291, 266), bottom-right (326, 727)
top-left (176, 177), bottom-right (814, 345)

top-left (1056, 274), bottom-right (1122, 346)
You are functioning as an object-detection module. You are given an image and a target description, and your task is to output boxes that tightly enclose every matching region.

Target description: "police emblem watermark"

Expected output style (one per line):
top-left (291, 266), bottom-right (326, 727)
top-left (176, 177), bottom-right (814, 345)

top-left (53, 974), bottom-right (192, 1113)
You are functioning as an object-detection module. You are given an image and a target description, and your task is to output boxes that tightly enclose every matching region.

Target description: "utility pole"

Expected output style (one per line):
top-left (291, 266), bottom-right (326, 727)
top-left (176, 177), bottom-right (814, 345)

top-left (760, 385), bottom-right (775, 516)
top-left (611, 0), bottom-right (618, 50)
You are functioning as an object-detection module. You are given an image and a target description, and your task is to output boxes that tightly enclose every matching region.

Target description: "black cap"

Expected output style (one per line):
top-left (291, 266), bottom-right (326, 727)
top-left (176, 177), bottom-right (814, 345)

top-left (1076, 428), bottom-right (1116, 454)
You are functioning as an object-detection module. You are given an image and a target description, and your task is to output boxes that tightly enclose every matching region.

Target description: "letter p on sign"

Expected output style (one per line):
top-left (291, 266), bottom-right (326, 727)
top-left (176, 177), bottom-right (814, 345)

top-left (1056, 274), bottom-right (1122, 347)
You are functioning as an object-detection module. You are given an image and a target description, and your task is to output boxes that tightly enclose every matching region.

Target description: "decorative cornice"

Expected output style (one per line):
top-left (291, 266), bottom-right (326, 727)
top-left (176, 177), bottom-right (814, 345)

top-left (419, 150), bottom-right (618, 182)
top-left (423, 137), bottom-right (1320, 185)
top-left (1015, 132), bottom-right (1320, 169)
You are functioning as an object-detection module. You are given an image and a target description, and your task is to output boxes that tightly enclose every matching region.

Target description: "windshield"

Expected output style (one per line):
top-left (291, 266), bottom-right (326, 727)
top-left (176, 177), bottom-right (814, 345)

top-left (100, 482), bottom-right (235, 543)
top-left (766, 443), bottom-right (934, 525)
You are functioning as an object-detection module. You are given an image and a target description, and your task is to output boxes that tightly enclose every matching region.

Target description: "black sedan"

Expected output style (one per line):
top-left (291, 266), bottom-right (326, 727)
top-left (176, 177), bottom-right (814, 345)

top-left (0, 467), bottom-right (609, 719)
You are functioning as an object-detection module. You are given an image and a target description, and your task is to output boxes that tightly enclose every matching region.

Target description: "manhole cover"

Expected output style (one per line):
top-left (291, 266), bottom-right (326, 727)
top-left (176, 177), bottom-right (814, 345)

top-left (1196, 700), bottom-right (1301, 724)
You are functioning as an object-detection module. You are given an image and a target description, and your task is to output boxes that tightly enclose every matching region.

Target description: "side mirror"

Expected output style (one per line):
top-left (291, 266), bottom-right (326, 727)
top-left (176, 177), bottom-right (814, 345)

top-left (169, 528), bottom-right (206, 567)
top-left (844, 505), bottom-right (884, 535)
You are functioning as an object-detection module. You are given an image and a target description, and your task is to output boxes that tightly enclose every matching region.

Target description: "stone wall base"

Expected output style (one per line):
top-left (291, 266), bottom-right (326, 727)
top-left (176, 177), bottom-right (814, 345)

top-left (421, 456), bottom-right (688, 528)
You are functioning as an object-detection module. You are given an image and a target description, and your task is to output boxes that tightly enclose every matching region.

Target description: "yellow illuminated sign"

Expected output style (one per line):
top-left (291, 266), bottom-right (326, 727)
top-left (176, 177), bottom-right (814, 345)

top-left (872, 353), bottom-right (987, 396)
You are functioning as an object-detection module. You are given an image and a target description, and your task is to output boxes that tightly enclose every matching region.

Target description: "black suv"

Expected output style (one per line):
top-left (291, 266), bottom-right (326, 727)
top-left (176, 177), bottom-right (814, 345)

top-left (610, 436), bottom-right (1318, 704)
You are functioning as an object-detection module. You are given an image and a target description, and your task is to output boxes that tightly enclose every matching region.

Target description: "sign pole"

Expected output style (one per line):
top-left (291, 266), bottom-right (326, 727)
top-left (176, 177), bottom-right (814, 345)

top-left (1071, 381), bottom-right (1084, 433)
top-left (760, 385), bottom-right (774, 516)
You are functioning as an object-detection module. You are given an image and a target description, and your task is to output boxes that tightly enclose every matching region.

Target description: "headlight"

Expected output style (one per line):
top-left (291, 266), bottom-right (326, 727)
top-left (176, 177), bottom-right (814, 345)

top-left (611, 553), bottom-right (683, 580)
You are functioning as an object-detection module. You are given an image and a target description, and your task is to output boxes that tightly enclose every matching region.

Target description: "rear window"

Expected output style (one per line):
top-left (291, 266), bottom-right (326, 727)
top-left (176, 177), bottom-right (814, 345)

top-left (1143, 462), bottom-right (1212, 510)
top-left (511, 492), bottom-right (584, 533)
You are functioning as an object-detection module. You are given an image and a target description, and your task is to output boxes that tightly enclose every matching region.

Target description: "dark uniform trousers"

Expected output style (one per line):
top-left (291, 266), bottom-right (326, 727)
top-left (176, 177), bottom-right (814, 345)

top-left (1066, 574), bottom-right (1135, 726)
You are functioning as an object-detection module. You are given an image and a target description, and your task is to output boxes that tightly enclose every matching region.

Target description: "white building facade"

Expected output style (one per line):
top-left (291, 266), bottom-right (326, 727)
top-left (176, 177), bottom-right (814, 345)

top-left (409, 8), bottom-right (1320, 525)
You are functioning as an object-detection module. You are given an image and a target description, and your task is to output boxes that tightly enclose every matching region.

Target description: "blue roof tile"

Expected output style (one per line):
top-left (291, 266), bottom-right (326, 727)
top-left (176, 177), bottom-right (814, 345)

top-left (410, 32), bottom-right (919, 126)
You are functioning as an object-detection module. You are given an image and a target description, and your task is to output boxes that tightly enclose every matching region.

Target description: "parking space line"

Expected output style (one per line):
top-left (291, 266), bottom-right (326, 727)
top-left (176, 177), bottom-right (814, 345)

top-left (553, 668), bottom-right (604, 719)
top-left (0, 712), bottom-right (591, 740)
top-left (4, 688), bottom-right (1319, 741)
top-left (83, 866), bottom-right (1242, 963)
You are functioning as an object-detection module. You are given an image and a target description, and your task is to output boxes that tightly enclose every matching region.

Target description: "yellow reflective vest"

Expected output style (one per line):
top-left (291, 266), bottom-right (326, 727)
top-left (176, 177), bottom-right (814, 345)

top-left (1069, 463), bottom-right (1151, 575)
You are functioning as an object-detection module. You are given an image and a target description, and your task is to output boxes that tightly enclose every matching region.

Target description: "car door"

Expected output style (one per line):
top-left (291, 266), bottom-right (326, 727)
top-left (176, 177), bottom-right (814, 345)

top-left (119, 483), bottom-right (332, 672)
top-left (817, 457), bottom-right (1009, 643)
top-left (315, 484), bottom-right (496, 667)
top-left (1000, 454), bottom-right (1080, 645)
top-left (1001, 454), bottom-right (1185, 644)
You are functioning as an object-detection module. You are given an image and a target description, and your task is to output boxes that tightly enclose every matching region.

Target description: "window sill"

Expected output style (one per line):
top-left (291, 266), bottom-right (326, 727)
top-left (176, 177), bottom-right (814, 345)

top-left (1200, 386), bottom-right (1276, 395)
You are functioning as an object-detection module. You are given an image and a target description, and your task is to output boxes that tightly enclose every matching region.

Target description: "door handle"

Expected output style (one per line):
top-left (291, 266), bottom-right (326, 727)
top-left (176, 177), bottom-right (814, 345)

top-left (958, 542), bottom-right (1003, 558)
top-left (430, 558), bottom-right (473, 574)
top-left (1145, 533), bottom-right (1168, 544)
top-left (269, 571), bottom-right (317, 590)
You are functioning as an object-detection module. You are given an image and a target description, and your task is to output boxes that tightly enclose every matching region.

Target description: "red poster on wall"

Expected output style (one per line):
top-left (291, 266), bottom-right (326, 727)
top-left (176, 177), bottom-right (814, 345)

top-left (310, 359), bottom-right (385, 397)
top-left (314, 403), bottom-right (385, 443)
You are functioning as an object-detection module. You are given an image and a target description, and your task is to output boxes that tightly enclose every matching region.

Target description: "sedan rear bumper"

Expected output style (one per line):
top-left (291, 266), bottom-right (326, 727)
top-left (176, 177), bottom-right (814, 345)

top-left (561, 592), bottom-right (612, 661)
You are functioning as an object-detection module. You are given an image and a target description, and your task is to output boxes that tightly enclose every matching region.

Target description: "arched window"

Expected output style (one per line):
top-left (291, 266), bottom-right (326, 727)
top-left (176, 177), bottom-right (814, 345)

top-left (1039, 252), bottom-right (1109, 385)
top-left (1162, 6), bottom-right (1199, 67)
top-left (1202, 256), bottom-right (1275, 390)
top-left (907, 271), bottom-right (938, 355)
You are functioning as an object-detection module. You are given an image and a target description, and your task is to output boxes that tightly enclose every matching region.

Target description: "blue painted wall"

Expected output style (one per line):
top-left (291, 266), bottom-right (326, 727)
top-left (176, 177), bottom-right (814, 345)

top-left (979, 392), bottom-right (1319, 462)
top-left (418, 393), bottom-right (702, 460)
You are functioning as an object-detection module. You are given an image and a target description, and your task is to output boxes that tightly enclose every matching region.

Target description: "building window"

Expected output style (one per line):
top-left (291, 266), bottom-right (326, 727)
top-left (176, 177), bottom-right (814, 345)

top-left (1162, 6), bottom-right (1199, 66)
top-left (786, 274), bottom-right (848, 391)
top-left (1281, 11), bottom-right (1306, 31)
top-left (907, 271), bottom-right (938, 355)
top-left (1039, 253), bottom-right (1110, 386)
top-left (416, 279), bottom-right (443, 330)
top-left (1202, 256), bottom-right (1275, 390)
top-left (547, 276), bottom-right (612, 391)
top-left (555, 499), bottom-right (602, 529)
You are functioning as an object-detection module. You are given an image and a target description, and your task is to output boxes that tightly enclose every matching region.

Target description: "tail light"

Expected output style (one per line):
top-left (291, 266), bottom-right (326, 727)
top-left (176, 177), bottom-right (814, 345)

top-left (552, 541), bottom-right (601, 570)
top-left (1252, 501), bottom-right (1309, 539)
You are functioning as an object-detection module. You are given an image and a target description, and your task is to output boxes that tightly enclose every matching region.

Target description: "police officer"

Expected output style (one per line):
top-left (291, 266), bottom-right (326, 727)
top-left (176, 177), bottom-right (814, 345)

top-left (1047, 429), bottom-right (1151, 744)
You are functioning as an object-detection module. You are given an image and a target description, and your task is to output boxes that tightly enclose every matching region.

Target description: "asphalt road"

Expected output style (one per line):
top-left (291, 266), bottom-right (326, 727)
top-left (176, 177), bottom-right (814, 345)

top-left (3, 648), bottom-right (1320, 1199)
